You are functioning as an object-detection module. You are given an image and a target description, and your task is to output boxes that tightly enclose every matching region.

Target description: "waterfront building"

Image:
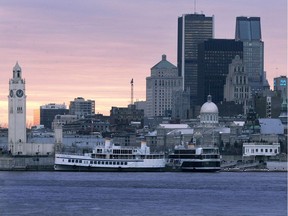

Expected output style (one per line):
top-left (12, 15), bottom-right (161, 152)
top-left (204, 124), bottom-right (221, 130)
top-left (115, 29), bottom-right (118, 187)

top-left (243, 142), bottom-right (280, 159)
top-left (69, 97), bottom-right (95, 119)
top-left (192, 95), bottom-right (234, 152)
top-left (235, 16), bottom-right (266, 94)
top-left (177, 13), bottom-right (213, 106)
top-left (171, 88), bottom-right (191, 120)
top-left (8, 63), bottom-right (54, 155)
top-left (199, 95), bottom-right (219, 126)
top-left (154, 123), bottom-right (191, 152)
top-left (40, 103), bottom-right (69, 129)
top-left (224, 55), bottom-right (251, 114)
top-left (146, 54), bottom-right (182, 117)
top-left (112, 132), bottom-right (137, 147)
top-left (51, 114), bottom-right (77, 130)
top-left (254, 91), bottom-right (282, 118)
top-left (110, 104), bottom-right (144, 132)
top-left (8, 62), bottom-right (27, 154)
top-left (134, 100), bottom-right (146, 115)
top-left (61, 116), bottom-right (110, 135)
top-left (197, 39), bottom-right (243, 105)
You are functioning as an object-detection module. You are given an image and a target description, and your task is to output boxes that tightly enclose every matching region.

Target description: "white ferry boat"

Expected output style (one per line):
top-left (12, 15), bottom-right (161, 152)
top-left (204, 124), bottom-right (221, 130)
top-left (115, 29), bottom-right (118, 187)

top-left (54, 140), bottom-right (166, 171)
top-left (166, 144), bottom-right (221, 172)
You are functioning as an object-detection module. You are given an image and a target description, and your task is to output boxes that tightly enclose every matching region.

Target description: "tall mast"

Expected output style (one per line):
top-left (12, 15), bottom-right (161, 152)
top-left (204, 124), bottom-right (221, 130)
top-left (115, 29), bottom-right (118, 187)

top-left (130, 78), bottom-right (134, 105)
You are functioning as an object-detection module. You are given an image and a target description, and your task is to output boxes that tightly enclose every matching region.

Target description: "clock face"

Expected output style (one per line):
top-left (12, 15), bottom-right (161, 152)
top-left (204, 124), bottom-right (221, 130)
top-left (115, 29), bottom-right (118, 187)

top-left (16, 89), bottom-right (24, 98)
top-left (9, 90), bottom-right (13, 97)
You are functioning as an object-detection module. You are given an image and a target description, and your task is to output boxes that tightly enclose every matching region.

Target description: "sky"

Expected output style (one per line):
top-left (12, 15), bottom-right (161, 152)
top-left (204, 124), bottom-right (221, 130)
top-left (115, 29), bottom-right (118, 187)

top-left (0, 0), bottom-right (287, 126)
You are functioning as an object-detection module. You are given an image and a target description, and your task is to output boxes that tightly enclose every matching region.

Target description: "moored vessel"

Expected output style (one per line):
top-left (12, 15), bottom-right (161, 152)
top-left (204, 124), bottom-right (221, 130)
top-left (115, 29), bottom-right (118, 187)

top-left (54, 139), bottom-right (166, 171)
top-left (166, 144), bottom-right (221, 172)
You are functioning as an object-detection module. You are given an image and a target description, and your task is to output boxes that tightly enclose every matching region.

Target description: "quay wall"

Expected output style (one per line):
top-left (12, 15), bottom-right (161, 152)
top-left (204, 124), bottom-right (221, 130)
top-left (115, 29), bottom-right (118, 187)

top-left (266, 161), bottom-right (287, 171)
top-left (0, 156), bottom-right (54, 171)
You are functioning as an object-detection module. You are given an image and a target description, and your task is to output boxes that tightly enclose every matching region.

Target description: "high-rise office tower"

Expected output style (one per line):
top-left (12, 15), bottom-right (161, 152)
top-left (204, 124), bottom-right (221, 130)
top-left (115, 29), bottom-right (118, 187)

top-left (146, 54), bottom-right (182, 117)
top-left (177, 13), bottom-right (214, 106)
top-left (235, 17), bottom-right (265, 94)
top-left (69, 97), bottom-right (95, 119)
top-left (197, 39), bottom-right (243, 104)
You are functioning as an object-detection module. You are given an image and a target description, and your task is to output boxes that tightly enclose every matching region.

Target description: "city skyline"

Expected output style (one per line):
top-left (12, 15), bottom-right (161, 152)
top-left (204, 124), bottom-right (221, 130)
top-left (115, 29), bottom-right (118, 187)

top-left (0, 0), bottom-right (287, 126)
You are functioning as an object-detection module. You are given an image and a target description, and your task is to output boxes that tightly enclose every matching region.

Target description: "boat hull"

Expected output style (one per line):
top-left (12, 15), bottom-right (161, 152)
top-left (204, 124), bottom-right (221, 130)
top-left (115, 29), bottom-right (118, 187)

top-left (54, 164), bottom-right (165, 172)
top-left (54, 154), bottom-right (166, 172)
top-left (166, 159), bottom-right (221, 172)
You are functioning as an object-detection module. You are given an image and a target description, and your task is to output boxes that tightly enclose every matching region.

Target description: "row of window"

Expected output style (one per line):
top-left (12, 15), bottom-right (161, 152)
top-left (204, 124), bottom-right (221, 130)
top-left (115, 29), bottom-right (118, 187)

top-left (67, 159), bottom-right (128, 166)
top-left (245, 148), bottom-right (278, 154)
top-left (201, 114), bottom-right (218, 122)
top-left (234, 67), bottom-right (245, 73)
top-left (235, 75), bottom-right (247, 84)
top-left (234, 93), bottom-right (249, 99)
top-left (154, 80), bottom-right (181, 87)
top-left (234, 86), bottom-right (249, 92)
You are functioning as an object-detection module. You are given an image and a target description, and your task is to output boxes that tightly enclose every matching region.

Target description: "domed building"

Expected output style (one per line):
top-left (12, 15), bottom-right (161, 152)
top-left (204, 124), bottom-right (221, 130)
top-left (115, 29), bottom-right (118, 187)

top-left (191, 95), bottom-right (224, 147)
top-left (200, 95), bottom-right (219, 125)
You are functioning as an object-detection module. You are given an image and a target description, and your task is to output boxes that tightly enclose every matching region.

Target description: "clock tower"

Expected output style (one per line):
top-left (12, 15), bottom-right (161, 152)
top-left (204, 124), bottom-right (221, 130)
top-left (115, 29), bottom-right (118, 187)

top-left (8, 62), bottom-right (27, 155)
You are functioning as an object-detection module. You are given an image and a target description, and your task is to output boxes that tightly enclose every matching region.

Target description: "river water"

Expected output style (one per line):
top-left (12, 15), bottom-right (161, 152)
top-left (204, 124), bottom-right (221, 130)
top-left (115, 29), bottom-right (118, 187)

top-left (0, 172), bottom-right (287, 216)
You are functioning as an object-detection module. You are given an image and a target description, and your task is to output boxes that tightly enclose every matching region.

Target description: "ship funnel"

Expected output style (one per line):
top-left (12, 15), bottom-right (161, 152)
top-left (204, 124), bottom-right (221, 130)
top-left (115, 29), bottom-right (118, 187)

top-left (141, 141), bottom-right (150, 154)
top-left (105, 139), bottom-right (111, 148)
top-left (196, 148), bottom-right (203, 155)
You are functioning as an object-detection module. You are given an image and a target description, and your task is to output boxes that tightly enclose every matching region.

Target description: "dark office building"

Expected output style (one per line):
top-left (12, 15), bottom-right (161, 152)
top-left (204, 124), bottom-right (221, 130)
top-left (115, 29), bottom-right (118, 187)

top-left (40, 103), bottom-right (69, 129)
top-left (235, 17), bottom-right (265, 94)
top-left (235, 17), bottom-right (261, 41)
top-left (177, 13), bottom-right (214, 106)
top-left (197, 39), bottom-right (243, 105)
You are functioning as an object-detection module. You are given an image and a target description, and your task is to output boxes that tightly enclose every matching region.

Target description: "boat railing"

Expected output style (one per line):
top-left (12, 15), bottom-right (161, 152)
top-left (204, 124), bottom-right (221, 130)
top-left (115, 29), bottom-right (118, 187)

top-left (56, 152), bottom-right (85, 156)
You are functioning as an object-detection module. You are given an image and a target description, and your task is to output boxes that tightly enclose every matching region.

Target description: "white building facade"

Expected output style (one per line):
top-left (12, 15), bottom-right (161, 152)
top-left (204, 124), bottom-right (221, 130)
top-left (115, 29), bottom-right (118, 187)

top-left (146, 55), bottom-right (182, 117)
top-left (243, 142), bottom-right (280, 157)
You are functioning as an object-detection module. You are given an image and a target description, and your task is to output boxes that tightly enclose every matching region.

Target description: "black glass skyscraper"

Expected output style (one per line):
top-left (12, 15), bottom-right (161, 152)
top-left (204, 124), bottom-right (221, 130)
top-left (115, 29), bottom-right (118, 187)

top-left (197, 39), bottom-right (243, 105)
top-left (177, 13), bottom-right (213, 106)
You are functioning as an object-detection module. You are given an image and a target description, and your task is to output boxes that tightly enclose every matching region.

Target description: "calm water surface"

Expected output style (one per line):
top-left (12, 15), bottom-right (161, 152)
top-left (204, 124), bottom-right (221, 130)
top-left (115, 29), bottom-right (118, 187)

top-left (0, 172), bottom-right (287, 216)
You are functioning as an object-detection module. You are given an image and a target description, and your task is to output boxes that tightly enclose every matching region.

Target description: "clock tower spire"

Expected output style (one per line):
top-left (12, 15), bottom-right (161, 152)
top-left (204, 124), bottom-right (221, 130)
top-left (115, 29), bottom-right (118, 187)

top-left (8, 62), bottom-right (27, 155)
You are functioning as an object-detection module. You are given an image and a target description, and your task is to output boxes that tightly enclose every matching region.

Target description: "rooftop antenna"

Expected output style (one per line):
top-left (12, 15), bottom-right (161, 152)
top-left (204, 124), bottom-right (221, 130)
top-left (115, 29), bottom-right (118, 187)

top-left (194, 0), bottom-right (197, 14)
top-left (130, 78), bottom-right (134, 105)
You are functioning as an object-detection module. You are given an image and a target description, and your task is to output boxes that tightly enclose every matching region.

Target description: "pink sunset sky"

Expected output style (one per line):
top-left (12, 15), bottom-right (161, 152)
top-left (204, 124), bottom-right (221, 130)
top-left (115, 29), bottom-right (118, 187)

top-left (0, 0), bottom-right (287, 126)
